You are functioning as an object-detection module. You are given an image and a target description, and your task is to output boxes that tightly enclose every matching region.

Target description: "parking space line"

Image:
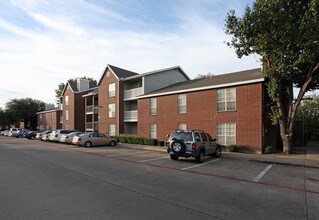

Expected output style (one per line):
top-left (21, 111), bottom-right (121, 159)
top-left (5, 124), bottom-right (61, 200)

top-left (181, 159), bottom-right (220, 170)
top-left (138, 156), bottom-right (169, 163)
top-left (253, 164), bottom-right (273, 182)
top-left (106, 151), bottom-right (147, 158)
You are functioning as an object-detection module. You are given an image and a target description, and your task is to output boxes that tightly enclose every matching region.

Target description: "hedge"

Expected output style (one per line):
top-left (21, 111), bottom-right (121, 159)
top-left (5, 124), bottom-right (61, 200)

top-left (113, 135), bottom-right (158, 146)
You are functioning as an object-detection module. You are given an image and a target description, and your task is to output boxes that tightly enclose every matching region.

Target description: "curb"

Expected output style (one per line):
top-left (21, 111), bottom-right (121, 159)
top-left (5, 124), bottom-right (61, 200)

top-left (118, 143), bottom-right (319, 168)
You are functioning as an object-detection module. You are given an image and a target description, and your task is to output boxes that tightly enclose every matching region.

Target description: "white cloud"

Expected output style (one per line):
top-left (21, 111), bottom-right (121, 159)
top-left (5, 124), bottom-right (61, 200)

top-left (0, 0), bottom-right (260, 108)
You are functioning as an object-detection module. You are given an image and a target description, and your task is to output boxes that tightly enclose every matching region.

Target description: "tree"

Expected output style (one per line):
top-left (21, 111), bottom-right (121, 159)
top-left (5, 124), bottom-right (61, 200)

top-left (55, 77), bottom-right (97, 103)
top-left (5, 98), bottom-right (45, 130)
top-left (194, 72), bottom-right (215, 79)
top-left (225, 0), bottom-right (319, 154)
top-left (297, 95), bottom-right (319, 141)
top-left (0, 108), bottom-right (13, 128)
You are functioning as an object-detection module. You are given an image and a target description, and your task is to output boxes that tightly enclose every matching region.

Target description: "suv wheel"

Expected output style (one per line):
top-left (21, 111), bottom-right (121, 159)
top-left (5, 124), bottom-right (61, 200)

top-left (214, 146), bottom-right (222, 158)
top-left (170, 154), bottom-right (179, 161)
top-left (196, 150), bottom-right (205, 163)
top-left (171, 140), bottom-right (185, 154)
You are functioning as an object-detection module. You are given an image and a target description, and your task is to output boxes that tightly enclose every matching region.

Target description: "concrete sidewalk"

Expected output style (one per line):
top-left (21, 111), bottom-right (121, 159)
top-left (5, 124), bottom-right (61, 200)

top-left (118, 142), bottom-right (319, 168)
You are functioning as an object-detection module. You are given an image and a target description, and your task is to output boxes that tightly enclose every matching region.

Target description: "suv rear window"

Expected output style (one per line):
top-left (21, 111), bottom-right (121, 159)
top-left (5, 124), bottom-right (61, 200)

top-left (170, 131), bottom-right (193, 142)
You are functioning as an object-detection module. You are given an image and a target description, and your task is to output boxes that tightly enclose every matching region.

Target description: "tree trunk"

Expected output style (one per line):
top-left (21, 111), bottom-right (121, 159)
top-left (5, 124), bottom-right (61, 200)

top-left (282, 133), bottom-right (293, 154)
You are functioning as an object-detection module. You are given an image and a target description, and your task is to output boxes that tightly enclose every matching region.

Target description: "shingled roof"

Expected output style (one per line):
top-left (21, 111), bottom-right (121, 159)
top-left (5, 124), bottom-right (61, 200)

top-left (108, 64), bottom-right (139, 79)
top-left (139, 68), bottom-right (264, 98)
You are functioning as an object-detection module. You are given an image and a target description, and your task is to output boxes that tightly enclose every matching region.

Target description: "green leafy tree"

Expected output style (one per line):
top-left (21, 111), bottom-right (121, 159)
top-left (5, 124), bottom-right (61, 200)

top-left (225, 0), bottom-right (319, 154)
top-left (194, 72), bottom-right (215, 79)
top-left (55, 77), bottom-right (97, 103)
top-left (297, 95), bottom-right (319, 141)
top-left (5, 98), bottom-right (45, 130)
top-left (0, 108), bottom-right (13, 128)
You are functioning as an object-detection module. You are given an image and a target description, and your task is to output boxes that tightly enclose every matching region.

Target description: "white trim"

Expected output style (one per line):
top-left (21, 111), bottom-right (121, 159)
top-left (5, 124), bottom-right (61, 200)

top-left (138, 78), bottom-right (265, 99)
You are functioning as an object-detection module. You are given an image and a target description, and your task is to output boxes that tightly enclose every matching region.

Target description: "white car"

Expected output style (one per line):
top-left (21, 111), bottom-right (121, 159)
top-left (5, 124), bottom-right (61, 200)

top-left (60, 131), bottom-right (82, 144)
top-left (48, 129), bottom-right (77, 142)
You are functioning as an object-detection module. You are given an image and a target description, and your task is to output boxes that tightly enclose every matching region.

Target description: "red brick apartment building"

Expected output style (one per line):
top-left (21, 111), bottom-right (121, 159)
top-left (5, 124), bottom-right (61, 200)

top-left (36, 107), bottom-right (61, 131)
top-left (37, 65), bottom-right (280, 153)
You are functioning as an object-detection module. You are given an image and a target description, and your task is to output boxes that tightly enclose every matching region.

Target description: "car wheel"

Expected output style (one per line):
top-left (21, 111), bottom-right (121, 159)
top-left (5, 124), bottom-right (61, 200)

top-left (196, 150), bottom-right (205, 163)
top-left (84, 141), bottom-right (92, 148)
top-left (109, 141), bottom-right (116, 146)
top-left (170, 154), bottom-right (179, 161)
top-left (214, 146), bottom-right (222, 158)
top-left (171, 140), bottom-right (185, 154)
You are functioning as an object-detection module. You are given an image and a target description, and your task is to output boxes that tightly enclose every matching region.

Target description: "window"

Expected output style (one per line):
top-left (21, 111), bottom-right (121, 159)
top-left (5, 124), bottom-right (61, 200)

top-left (150, 98), bottom-right (157, 115)
top-left (108, 103), bottom-right (115, 118)
top-left (178, 94), bottom-right (187, 114)
top-left (217, 88), bottom-right (236, 111)
top-left (65, 110), bottom-right (69, 120)
top-left (150, 123), bottom-right (157, 139)
top-left (177, 123), bottom-right (186, 130)
top-left (40, 114), bottom-right (43, 121)
top-left (217, 123), bottom-right (236, 146)
top-left (109, 124), bottom-right (116, 136)
top-left (65, 96), bottom-right (69, 106)
top-left (51, 112), bottom-right (54, 120)
top-left (108, 83), bottom-right (116, 97)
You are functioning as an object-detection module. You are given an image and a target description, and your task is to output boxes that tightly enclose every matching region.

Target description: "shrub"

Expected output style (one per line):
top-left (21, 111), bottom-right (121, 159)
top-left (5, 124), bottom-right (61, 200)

top-left (264, 145), bottom-right (275, 154)
top-left (113, 135), bottom-right (158, 146)
top-left (226, 145), bottom-right (238, 152)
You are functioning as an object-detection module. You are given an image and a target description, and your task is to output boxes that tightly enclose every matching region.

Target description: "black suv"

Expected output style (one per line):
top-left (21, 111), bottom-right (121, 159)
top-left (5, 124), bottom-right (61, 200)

top-left (166, 130), bottom-right (221, 163)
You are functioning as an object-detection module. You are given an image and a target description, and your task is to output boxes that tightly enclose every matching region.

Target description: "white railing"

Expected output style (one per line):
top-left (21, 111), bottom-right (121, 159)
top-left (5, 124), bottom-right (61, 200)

top-left (86, 122), bottom-right (98, 131)
top-left (85, 105), bottom-right (98, 114)
top-left (124, 110), bottom-right (138, 121)
top-left (124, 87), bottom-right (143, 100)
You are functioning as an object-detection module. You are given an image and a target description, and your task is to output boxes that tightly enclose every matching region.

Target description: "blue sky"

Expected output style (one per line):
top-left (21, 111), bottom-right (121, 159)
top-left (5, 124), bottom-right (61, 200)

top-left (0, 0), bottom-right (258, 108)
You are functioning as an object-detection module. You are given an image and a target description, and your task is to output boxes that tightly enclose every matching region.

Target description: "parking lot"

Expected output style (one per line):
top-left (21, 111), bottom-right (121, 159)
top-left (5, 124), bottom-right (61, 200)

top-left (1, 136), bottom-right (319, 219)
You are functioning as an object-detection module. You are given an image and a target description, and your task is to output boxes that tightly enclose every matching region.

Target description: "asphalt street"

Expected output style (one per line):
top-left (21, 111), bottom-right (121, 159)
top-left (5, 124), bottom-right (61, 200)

top-left (0, 136), bottom-right (318, 220)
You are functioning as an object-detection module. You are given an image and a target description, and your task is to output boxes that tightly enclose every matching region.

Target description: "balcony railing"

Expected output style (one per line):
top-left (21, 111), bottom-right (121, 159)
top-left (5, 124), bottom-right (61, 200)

top-left (124, 110), bottom-right (138, 122)
top-left (85, 122), bottom-right (98, 131)
top-left (85, 105), bottom-right (98, 114)
top-left (124, 87), bottom-right (143, 100)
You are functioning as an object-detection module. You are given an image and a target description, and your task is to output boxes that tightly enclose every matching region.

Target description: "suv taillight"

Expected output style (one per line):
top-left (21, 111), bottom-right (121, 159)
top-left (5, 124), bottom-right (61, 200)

top-left (165, 141), bottom-right (170, 147)
top-left (192, 143), bottom-right (197, 149)
top-left (78, 138), bottom-right (82, 141)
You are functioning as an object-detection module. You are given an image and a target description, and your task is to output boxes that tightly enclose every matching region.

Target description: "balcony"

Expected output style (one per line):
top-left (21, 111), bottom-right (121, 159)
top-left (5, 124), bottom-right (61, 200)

top-left (124, 110), bottom-right (138, 122)
top-left (85, 105), bottom-right (98, 114)
top-left (85, 122), bottom-right (98, 131)
top-left (124, 87), bottom-right (143, 100)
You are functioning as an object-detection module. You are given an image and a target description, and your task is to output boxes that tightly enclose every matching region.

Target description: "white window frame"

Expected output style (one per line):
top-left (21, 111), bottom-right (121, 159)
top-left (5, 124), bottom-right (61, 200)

top-left (150, 98), bottom-right (157, 115)
top-left (65, 110), bottom-right (69, 121)
top-left (108, 83), bottom-right (116, 97)
top-left (217, 123), bottom-right (236, 146)
top-left (217, 88), bottom-right (236, 111)
top-left (150, 123), bottom-right (157, 139)
top-left (108, 124), bottom-right (116, 136)
top-left (108, 103), bottom-right (115, 118)
top-left (65, 96), bottom-right (69, 106)
top-left (178, 94), bottom-right (187, 114)
top-left (177, 123), bottom-right (186, 130)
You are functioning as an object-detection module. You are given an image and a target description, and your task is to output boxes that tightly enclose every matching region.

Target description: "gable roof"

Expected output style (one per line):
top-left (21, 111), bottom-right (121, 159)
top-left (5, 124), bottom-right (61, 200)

top-left (98, 64), bottom-right (139, 85)
top-left (138, 68), bottom-right (264, 98)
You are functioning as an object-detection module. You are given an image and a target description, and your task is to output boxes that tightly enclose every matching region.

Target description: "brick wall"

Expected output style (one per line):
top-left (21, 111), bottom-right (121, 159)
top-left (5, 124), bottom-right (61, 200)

top-left (98, 69), bottom-right (118, 135)
top-left (138, 82), bottom-right (265, 152)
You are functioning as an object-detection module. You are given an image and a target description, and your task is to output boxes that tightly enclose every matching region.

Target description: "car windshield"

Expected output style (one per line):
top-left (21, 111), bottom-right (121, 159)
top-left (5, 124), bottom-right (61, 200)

top-left (170, 131), bottom-right (193, 142)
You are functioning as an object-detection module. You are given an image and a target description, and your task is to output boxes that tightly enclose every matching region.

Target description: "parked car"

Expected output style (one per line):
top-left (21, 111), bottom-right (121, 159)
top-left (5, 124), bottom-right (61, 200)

top-left (8, 128), bottom-right (22, 137)
top-left (36, 130), bottom-right (50, 140)
top-left (41, 130), bottom-right (52, 141)
top-left (75, 132), bottom-right (117, 147)
top-left (48, 129), bottom-right (78, 142)
top-left (166, 129), bottom-right (222, 163)
top-left (25, 131), bottom-right (37, 139)
top-left (60, 131), bottom-right (82, 144)
top-left (11, 129), bottom-right (29, 138)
